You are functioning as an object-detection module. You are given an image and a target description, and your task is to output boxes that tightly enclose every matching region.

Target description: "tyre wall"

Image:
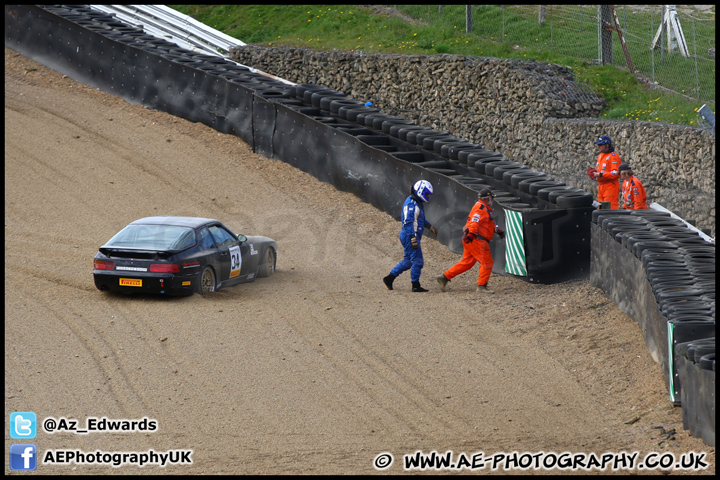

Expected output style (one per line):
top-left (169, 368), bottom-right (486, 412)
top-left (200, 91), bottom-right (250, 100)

top-left (229, 46), bottom-right (716, 239)
top-left (590, 210), bottom-right (715, 446)
top-left (4, 5), bottom-right (714, 445)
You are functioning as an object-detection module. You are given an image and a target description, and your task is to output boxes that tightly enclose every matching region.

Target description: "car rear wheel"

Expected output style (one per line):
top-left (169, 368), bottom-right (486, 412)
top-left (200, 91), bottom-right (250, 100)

top-left (258, 248), bottom-right (276, 278)
top-left (196, 266), bottom-right (215, 296)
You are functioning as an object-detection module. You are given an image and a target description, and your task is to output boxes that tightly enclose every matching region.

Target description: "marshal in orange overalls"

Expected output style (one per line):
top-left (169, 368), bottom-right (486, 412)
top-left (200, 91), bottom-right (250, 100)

top-left (621, 176), bottom-right (648, 210)
top-left (443, 197), bottom-right (496, 286)
top-left (596, 150), bottom-right (622, 209)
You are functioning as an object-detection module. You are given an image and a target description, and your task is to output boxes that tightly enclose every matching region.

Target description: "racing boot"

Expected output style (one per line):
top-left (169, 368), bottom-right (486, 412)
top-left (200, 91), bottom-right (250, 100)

top-left (412, 281), bottom-right (428, 292)
top-left (383, 273), bottom-right (396, 290)
top-left (476, 284), bottom-right (494, 294)
top-left (436, 274), bottom-right (450, 292)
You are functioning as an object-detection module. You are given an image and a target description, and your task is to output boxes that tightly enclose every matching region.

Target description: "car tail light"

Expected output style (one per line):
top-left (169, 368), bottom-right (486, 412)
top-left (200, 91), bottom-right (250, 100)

top-left (94, 260), bottom-right (115, 270)
top-left (149, 263), bottom-right (179, 273)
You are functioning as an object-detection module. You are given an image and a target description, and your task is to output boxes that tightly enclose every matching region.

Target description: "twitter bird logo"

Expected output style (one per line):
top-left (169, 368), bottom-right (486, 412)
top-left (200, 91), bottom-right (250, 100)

top-left (10, 412), bottom-right (37, 439)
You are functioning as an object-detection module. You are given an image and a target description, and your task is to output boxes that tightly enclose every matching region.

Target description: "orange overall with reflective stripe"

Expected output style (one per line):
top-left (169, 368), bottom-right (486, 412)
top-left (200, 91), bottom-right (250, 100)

top-left (622, 176), bottom-right (648, 210)
top-left (597, 151), bottom-right (621, 209)
top-left (443, 199), bottom-right (496, 286)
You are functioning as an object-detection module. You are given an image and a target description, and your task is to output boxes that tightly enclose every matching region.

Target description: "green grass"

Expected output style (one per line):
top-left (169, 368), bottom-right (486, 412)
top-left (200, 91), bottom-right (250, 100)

top-left (169, 5), bottom-right (715, 127)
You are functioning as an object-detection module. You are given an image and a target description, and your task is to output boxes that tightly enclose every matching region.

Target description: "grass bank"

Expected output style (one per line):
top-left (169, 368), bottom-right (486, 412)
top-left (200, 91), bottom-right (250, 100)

top-left (170, 4), bottom-right (714, 127)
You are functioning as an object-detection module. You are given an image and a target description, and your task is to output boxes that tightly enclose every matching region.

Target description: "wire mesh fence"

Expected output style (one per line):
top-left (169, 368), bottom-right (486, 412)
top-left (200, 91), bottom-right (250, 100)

top-left (393, 5), bottom-right (715, 104)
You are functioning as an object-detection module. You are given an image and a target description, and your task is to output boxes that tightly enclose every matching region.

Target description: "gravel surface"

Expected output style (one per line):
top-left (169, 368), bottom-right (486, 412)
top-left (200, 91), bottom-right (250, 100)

top-left (4, 47), bottom-right (714, 475)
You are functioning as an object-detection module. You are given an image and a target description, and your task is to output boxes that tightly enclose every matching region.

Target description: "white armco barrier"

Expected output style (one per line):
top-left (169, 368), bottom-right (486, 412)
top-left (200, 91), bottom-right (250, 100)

top-left (89, 5), bottom-right (295, 86)
top-left (650, 202), bottom-right (715, 243)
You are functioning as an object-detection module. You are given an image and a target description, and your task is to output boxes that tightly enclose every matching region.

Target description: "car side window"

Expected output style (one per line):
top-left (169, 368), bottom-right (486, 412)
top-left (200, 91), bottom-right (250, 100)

top-left (174, 229), bottom-right (197, 250)
top-left (208, 225), bottom-right (236, 248)
top-left (197, 227), bottom-right (217, 251)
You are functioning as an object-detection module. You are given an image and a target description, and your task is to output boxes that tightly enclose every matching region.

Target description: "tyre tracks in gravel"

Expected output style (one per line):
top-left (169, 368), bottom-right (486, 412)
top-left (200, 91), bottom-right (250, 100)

top-left (6, 74), bottom-right (271, 229)
top-left (247, 220), bottom-right (615, 454)
top-left (7, 108), bottom-right (218, 220)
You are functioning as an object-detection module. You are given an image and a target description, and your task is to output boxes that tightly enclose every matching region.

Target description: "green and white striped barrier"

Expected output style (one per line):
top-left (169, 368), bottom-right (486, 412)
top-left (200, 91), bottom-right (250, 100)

top-left (504, 209), bottom-right (527, 277)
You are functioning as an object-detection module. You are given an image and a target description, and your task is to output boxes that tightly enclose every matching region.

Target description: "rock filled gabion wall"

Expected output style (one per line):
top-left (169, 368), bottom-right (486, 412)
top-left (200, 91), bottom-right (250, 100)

top-left (231, 46), bottom-right (715, 237)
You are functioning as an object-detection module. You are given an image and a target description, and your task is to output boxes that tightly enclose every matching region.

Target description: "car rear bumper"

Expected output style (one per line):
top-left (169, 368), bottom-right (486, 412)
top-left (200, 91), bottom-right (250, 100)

top-left (93, 271), bottom-right (197, 296)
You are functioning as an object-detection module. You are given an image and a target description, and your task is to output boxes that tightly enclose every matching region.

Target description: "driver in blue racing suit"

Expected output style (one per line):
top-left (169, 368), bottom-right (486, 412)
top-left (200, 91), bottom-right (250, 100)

top-left (383, 180), bottom-right (437, 292)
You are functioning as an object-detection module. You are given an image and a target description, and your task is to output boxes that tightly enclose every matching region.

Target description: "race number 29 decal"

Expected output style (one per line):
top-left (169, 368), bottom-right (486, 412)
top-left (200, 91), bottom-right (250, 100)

top-left (229, 246), bottom-right (241, 278)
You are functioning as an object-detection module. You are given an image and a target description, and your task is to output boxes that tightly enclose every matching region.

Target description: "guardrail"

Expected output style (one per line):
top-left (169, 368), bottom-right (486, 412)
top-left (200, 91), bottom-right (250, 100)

top-left (89, 4), bottom-right (245, 56)
top-left (87, 5), bottom-right (293, 85)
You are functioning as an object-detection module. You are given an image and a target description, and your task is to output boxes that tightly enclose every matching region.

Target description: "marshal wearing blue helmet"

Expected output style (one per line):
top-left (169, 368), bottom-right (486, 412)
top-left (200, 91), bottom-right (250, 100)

top-left (383, 180), bottom-right (438, 292)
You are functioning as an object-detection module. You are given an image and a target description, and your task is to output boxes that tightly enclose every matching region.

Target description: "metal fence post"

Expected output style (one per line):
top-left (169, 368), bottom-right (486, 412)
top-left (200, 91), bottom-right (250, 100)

top-left (550, 5), bottom-right (553, 48)
top-left (691, 12), bottom-right (700, 98)
top-left (502, 5), bottom-right (505, 41)
top-left (600, 5), bottom-right (613, 65)
top-left (650, 6), bottom-right (656, 83)
top-left (597, 6), bottom-right (601, 62)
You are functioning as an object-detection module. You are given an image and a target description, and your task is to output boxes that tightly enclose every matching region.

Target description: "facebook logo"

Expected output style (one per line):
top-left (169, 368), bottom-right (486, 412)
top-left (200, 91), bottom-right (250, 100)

top-left (10, 444), bottom-right (37, 470)
top-left (10, 411), bottom-right (37, 439)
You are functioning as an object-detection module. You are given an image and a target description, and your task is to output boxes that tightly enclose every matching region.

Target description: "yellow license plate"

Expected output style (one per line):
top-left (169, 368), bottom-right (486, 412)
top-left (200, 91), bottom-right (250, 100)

top-left (119, 278), bottom-right (142, 287)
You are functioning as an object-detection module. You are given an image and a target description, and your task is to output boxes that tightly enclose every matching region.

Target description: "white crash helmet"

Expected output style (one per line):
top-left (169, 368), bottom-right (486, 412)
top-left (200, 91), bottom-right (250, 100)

top-left (413, 180), bottom-right (434, 202)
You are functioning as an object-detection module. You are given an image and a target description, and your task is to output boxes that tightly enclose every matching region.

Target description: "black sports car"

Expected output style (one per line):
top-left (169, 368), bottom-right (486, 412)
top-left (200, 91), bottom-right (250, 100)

top-left (93, 216), bottom-right (277, 296)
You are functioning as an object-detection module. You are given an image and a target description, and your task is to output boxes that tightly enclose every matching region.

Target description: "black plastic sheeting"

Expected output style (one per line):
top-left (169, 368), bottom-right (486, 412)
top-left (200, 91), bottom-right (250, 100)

top-left (270, 106), bottom-right (480, 253)
top-left (590, 210), bottom-right (715, 445)
top-left (675, 338), bottom-right (715, 447)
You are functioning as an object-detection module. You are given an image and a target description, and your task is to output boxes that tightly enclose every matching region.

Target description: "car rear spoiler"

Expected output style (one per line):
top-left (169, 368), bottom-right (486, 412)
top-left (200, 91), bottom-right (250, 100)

top-left (99, 247), bottom-right (177, 259)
